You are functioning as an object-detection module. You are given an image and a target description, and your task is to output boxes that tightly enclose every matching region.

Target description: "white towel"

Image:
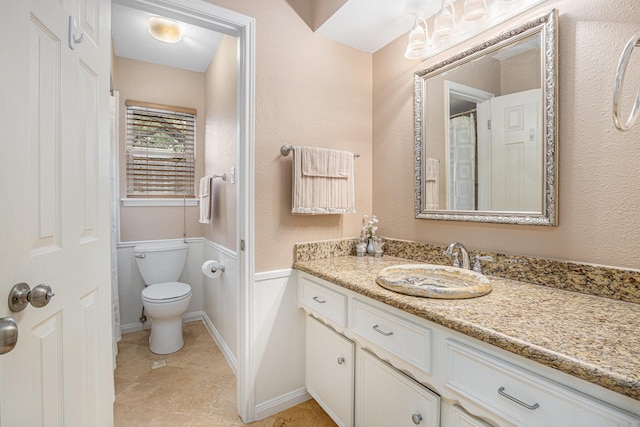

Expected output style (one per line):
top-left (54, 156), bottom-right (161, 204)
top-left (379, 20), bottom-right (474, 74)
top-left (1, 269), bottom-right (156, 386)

top-left (302, 147), bottom-right (350, 178)
top-left (292, 146), bottom-right (355, 214)
top-left (425, 158), bottom-right (439, 210)
top-left (198, 176), bottom-right (212, 224)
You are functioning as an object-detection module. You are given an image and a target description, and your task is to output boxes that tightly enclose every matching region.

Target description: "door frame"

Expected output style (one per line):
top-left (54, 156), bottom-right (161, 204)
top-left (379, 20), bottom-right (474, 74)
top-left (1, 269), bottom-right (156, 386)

top-left (112, 0), bottom-right (256, 421)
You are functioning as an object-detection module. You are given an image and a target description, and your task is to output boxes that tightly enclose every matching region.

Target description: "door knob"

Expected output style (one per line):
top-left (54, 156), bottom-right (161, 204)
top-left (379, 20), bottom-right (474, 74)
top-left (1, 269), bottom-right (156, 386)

top-left (8, 282), bottom-right (55, 312)
top-left (0, 317), bottom-right (18, 354)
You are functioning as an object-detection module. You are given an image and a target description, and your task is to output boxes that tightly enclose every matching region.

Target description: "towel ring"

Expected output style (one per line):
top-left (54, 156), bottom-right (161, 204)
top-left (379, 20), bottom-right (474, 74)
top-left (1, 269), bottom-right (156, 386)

top-left (613, 34), bottom-right (640, 131)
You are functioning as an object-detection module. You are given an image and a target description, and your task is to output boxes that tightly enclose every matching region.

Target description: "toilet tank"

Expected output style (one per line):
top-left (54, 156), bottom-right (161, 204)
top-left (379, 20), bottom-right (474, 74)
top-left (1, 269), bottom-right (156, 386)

top-left (133, 241), bottom-right (188, 285)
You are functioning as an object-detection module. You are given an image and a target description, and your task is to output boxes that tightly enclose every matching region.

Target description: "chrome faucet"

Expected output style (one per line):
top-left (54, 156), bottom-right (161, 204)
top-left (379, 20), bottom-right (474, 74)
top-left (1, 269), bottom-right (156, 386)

top-left (444, 242), bottom-right (470, 270)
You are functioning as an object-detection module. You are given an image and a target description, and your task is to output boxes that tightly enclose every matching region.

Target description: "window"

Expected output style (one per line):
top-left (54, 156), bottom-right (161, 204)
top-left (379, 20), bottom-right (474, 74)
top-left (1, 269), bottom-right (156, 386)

top-left (125, 100), bottom-right (196, 198)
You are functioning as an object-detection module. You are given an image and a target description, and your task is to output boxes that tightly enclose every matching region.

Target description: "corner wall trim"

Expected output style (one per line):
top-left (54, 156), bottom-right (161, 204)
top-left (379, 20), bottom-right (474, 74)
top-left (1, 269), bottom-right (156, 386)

top-left (254, 387), bottom-right (311, 421)
top-left (203, 239), bottom-right (238, 259)
top-left (254, 268), bottom-right (295, 282)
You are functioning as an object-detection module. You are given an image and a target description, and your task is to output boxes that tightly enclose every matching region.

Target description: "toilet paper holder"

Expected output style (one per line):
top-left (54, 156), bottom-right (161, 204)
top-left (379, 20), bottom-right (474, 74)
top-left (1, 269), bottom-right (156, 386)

top-left (202, 260), bottom-right (225, 278)
top-left (210, 263), bottom-right (225, 273)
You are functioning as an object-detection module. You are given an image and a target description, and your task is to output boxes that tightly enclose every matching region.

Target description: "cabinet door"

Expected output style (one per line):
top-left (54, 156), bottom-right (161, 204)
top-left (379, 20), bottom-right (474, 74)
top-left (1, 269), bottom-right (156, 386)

top-left (306, 316), bottom-right (355, 427)
top-left (356, 349), bottom-right (440, 427)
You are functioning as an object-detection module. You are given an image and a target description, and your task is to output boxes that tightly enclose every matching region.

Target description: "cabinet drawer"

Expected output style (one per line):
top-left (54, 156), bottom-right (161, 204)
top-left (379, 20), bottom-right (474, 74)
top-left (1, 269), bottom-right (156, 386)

top-left (445, 340), bottom-right (640, 427)
top-left (300, 277), bottom-right (348, 327)
top-left (351, 299), bottom-right (432, 374)
top-left (356, 349), bottom-right (439, 427)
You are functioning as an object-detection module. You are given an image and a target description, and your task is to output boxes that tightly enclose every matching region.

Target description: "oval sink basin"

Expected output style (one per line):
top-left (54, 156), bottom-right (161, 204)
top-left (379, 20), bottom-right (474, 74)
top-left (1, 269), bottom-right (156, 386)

top-left (376, 264), bottom-right (492, 299)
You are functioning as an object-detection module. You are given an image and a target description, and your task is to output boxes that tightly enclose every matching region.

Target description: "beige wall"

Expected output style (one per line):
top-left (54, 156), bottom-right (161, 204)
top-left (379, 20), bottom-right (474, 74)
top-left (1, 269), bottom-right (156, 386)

top-left (203, 35), bottom-right (239, 251)
top-left (500, 46), bottom-right (541, 94)
top-left (373, 0), bottom-right (640, 270)
top-left (114, 57), bottom-right (205, 242)
top-left (207, 0), bottom-right (373, 272)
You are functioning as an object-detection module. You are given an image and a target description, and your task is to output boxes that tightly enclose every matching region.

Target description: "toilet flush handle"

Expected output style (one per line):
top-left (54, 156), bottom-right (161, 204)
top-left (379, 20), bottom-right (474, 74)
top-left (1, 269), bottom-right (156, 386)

top-left (134, 253), bottom-right (145, 259)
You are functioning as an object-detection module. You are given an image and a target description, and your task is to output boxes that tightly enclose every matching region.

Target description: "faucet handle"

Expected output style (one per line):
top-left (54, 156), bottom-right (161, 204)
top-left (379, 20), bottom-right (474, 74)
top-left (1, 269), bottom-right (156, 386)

top-left (452, 253), bottom-right (460, 268)
top-left (443, 250), bottom-right (461, 268)
top-left (473, 255), bottom-right (494, 273)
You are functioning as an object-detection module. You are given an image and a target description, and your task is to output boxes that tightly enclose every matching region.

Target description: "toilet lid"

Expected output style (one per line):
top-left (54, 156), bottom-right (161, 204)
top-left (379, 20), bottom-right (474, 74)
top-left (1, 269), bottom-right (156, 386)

top-left (142, 282), bottom-right (191, 301)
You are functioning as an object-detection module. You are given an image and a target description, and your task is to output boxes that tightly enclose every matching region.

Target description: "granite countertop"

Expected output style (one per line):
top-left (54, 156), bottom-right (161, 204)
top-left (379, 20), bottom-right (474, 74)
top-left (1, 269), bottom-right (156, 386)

top-left (293, 255), bottom-right (640, 402)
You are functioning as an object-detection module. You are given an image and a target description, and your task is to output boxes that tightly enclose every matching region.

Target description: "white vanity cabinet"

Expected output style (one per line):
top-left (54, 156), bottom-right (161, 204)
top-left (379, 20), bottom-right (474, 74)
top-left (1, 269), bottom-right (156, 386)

top-left (306, 315), bottom-right (355, 427)
top-left (298, 271), bottom-right (640, 427)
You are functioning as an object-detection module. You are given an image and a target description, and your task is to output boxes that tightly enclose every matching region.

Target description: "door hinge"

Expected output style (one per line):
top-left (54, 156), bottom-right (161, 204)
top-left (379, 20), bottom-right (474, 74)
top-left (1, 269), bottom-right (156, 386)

top-left (487, 119), bottom-right (492, 130)
top-left (240, 240), bottom-right (245, 251)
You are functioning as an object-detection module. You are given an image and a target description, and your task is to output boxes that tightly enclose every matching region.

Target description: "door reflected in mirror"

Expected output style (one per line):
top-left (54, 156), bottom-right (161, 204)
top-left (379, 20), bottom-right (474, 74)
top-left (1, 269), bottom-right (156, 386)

top-left (415, 10), bottom-right (557, 225)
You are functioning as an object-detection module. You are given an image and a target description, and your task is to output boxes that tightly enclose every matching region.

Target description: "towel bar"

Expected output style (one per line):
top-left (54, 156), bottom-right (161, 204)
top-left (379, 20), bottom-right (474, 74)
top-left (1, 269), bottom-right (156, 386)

top-left (212, 173), bottom-right (227, 181)
top-left (280, 144), bottom-right (360, 158)
top-left (613, 34), bottom-right (640, 131)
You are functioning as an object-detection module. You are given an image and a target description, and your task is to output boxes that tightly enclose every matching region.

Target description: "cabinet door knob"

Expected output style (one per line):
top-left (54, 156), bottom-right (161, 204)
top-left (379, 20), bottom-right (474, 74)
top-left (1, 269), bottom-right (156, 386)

top-left (412, 413), bottom-right (423, 424)
top-left (336, 356), bottom-right (345, 365)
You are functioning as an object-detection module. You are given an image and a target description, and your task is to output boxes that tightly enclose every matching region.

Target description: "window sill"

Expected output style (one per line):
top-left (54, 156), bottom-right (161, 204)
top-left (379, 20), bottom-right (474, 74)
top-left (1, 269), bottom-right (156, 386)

top-left (121, 198), bottom-right (199, 207)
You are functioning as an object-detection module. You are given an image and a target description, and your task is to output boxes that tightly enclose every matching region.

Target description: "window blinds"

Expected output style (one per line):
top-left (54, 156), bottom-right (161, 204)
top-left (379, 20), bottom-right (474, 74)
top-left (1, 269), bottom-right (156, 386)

top-left (125, 101), bottom-right (196, 198)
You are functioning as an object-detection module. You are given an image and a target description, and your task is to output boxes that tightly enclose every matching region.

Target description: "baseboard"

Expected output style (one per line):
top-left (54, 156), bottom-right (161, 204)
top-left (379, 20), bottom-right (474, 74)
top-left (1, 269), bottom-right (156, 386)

top-left (202, 312), bottom-right (238, 375)
top-left (254, 387), bottom-right (311, 421)
top-left (183, 311), bottom-right (203, 323)
top-left (120, 322), bottom-right (143, 334)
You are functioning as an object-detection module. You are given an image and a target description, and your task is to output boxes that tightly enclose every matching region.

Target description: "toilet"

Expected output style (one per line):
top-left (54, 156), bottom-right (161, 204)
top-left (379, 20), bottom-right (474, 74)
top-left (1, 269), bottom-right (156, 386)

top-left (133, 241), bottom-right (192, 354)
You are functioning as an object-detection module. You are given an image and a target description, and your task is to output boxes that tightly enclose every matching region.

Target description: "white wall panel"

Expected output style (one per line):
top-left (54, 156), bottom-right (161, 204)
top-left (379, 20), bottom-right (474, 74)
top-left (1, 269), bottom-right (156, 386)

top-left (253, 269), bottom-right (306, 416)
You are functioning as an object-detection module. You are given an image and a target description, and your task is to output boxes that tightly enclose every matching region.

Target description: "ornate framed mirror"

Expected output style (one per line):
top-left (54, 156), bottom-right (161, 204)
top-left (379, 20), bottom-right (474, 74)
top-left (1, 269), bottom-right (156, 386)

top-left (414, 9), bottom-right (557, 225)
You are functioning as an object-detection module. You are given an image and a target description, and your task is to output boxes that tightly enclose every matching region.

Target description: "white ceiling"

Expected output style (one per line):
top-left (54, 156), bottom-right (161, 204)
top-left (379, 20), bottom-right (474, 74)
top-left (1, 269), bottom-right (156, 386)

top-left (315, 0), bottom-right (443, 53)
top-left (110, 0), bottom-right (442, 72)
top-left (111, 3), bottom-right (223, 73)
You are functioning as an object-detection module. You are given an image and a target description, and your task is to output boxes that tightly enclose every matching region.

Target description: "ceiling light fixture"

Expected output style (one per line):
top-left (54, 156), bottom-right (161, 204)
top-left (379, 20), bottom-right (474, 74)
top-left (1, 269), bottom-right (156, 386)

top-left (148, 16), bottom-right (183, 44)
top-left (404, 0), bottom-right (543, 60)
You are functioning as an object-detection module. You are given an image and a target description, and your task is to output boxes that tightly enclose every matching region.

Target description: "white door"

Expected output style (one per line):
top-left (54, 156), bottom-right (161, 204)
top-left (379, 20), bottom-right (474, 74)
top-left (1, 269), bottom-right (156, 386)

top-left (490, 89), bottom-right (542, 212)
top-left (0, 0), bottom-right (113, 425)
top-left (449, 116), bottom-right (477, 210)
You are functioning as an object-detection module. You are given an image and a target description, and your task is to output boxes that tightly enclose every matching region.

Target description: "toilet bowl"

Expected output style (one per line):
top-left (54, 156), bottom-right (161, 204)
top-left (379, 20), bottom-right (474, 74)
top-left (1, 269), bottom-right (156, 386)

top-left (142, 282), bottom-right (192, 354)
top-left (134, 241), bottom-right (192, 354)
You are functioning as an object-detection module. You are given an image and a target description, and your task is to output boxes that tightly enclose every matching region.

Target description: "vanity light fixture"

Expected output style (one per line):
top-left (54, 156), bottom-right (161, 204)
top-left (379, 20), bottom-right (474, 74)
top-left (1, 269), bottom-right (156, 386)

top-left (404, 0), bottom-right (544, 60)
top-left (404, 17), bottom-right (431, 59)
top-left (148, 16), bottom-right (183, 44)
top-left (461, 0), bottom-right (490, 24)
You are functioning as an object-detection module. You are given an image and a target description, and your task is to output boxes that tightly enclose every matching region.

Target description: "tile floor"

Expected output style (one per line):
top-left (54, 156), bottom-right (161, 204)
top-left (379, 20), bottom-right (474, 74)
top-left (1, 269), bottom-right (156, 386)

top-left (114, 321), bottom-right (337, 426)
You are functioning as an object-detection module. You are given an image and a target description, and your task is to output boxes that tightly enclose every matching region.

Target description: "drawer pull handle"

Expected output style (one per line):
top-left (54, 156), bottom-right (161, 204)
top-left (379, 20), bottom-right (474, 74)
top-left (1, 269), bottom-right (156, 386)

top-left (372, 324), bottom-right (394, 336)
top-left (337, 356), bottom-right (345, 365)
top-left (498, 386), bottom-right (540, 410)
top-left (412, 413), bottom-right (423, 424)
top-left (312, 296), bottom-right (326, 304)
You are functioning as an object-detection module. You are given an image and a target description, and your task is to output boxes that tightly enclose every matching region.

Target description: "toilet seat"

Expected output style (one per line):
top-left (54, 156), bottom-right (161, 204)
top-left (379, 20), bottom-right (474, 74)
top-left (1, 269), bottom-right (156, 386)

top-left (142, 282), bottom-right (191, 303)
